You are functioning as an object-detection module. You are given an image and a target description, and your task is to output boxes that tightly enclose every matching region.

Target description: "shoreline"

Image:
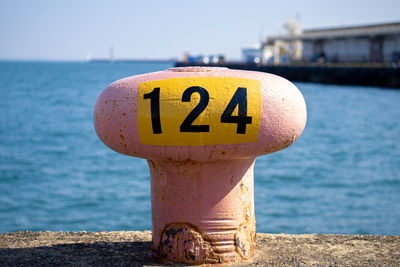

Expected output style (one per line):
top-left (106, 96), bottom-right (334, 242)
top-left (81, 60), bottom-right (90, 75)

top-left (1, 231), bottom-right (399, 266)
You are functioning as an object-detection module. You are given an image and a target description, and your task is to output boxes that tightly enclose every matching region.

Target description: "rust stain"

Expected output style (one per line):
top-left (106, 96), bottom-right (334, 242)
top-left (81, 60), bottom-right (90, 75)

top-left (149, 160), bottom-right (156, 171)
top-left (234, 181), bottom-right (256, 260)
top-left (282, 137), bottom-right (294, 148)
top-left (234, 222), bottom-right (256, 260)
top-left (158, 222), bottom-right (220, 264)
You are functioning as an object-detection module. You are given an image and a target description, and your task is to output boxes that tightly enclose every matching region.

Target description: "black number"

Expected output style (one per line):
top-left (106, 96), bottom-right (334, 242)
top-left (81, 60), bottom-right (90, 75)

top-left (144, 86), bottom-right (252, 135)
top-left (144, 87), bottom-right (162, 134)
top-left (180, 86), bottom-right (210, 132)
top-left (221, 87), bottom-right (252, 134)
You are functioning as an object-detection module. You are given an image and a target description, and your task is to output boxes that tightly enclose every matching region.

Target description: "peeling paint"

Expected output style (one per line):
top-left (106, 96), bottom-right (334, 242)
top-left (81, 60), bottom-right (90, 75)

top-left (235, 223), bottom-right (255, 259)
top-left (158, 223), bottom-right (219, 264)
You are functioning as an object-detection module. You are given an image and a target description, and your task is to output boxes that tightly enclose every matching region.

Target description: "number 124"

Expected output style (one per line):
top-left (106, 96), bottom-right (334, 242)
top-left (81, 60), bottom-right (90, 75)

top-left (143, 86), bottom-right (252, 135)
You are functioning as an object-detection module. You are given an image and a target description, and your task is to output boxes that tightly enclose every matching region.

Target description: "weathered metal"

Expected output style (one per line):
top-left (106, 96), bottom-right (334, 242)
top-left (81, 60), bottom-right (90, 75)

top-left (94, 66), bottom-right (307, 264)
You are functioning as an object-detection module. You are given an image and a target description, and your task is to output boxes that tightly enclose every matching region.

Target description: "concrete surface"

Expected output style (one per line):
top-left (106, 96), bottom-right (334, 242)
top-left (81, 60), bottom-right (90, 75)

top-left (1, 231), bottom-right (399, 266)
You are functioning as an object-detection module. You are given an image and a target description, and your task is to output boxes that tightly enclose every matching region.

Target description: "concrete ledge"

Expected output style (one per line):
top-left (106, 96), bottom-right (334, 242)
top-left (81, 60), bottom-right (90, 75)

top-left (1, 231), bottom-right (399, 266)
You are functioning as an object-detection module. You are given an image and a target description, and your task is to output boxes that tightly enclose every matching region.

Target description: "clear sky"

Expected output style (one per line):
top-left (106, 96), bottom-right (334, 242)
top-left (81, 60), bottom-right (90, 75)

top-left (0, 0), bottom-right (399, 61)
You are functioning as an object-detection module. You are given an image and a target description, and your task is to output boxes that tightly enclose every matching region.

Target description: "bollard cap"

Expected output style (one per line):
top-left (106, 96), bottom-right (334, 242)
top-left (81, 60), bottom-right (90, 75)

top-left (94, 67), bottom-right (306, 161)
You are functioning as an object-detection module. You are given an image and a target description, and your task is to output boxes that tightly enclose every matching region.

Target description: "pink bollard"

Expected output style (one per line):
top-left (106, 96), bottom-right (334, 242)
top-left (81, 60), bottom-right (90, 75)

top-left (94, 67), bottom-right (306, 264)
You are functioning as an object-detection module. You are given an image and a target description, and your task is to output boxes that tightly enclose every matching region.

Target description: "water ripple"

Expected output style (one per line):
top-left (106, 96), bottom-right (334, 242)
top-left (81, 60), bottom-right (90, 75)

top-left (1, 62), bottom-right (400, 235)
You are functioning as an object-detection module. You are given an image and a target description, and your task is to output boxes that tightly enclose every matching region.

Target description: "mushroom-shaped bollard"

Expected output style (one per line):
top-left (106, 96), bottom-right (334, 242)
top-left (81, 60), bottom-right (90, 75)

top-left (94, 67), bottom-right (306, 265)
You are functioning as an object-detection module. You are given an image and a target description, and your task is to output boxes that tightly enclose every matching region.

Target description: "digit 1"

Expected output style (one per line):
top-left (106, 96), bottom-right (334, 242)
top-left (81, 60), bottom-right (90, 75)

top-left (144, 87), bottom-right (162, 134)
top-left (221, 87), bottom-right (252, 134)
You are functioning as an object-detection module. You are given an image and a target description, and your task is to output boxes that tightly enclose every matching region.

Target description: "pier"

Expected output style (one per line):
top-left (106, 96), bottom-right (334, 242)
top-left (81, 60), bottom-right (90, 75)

top-left (175, 62), bottom-right (400, 88)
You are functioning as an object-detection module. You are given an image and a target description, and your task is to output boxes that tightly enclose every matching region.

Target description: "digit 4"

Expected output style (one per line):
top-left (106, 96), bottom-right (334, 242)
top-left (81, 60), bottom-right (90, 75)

top-left (221, 87), bottom-right (252, 134)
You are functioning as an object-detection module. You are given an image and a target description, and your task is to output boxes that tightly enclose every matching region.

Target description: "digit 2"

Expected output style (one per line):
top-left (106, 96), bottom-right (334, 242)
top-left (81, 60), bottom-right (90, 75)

top-left (180, 86), bottom-right (210, 132)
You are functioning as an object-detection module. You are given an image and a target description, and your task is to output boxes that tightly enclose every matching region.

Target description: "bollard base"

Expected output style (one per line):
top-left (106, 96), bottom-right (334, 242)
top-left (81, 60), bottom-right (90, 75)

top-left (148, 158), bottom-right (257, 265)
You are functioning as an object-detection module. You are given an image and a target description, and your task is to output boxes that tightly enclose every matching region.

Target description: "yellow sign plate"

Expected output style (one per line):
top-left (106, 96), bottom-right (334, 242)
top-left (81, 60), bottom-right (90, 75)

top-left (137, 77), bottom-right (261, 146)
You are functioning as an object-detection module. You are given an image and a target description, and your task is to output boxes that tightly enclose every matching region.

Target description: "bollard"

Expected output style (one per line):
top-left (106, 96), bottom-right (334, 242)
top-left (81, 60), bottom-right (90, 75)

top-left (94, 66), bottom-right (307, 264)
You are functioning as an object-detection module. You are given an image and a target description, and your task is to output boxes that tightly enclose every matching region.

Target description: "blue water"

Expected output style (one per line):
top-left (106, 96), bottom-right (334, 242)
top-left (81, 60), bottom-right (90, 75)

top-left (1, 62), bottom-right (399, 235)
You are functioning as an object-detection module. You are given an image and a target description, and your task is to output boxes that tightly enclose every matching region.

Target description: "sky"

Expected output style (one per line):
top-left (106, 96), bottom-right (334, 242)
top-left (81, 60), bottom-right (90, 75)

top-left (0, 0), bottom-right (399, 61)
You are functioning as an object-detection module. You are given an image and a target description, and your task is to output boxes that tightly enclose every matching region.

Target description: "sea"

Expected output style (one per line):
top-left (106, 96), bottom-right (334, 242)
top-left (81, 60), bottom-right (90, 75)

top-left (1, 61), bottom-right (399, 235)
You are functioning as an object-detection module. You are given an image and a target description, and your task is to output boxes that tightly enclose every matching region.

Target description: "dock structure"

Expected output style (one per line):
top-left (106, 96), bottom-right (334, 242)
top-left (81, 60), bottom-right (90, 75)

top-left (174, 61), bottom-right (400, 89)
top-left (261, 21), bottom-right (400, 65)
top-left (179, 21), bottom-right (400, 88)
